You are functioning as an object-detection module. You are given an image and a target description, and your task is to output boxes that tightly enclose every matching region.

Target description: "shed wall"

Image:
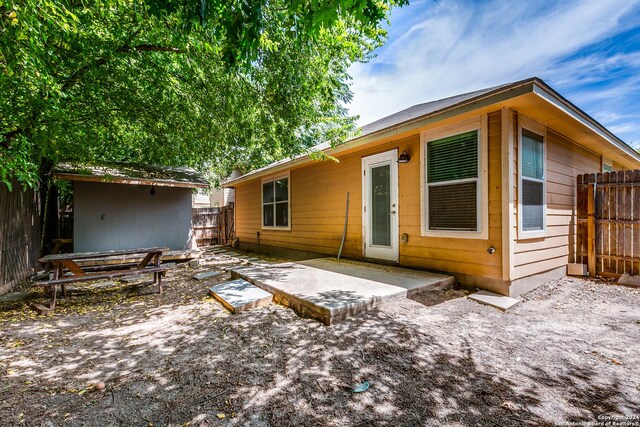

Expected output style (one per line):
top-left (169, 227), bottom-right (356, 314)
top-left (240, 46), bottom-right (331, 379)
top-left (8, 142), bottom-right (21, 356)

top-left (74, 181), bottom-right (193, 252)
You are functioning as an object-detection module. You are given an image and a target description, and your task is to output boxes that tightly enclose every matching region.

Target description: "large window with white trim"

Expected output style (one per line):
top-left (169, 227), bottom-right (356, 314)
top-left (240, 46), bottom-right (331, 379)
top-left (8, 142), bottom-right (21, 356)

top-left (426, 129), bottom-right (480, 231)
top-left (518, 116), bottom-right (546, 238)
top-left (262, 174), bottom-right (289, 228)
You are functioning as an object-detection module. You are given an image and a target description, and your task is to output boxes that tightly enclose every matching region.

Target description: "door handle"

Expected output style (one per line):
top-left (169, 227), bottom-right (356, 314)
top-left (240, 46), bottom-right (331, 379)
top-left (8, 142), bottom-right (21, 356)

top-left (390, 211), bottom-right (396, 215)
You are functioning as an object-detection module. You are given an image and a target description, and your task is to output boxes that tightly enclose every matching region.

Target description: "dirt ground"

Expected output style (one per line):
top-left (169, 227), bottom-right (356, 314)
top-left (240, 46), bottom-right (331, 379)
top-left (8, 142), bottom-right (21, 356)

top-left (0, 248), bottom-right (638, 426)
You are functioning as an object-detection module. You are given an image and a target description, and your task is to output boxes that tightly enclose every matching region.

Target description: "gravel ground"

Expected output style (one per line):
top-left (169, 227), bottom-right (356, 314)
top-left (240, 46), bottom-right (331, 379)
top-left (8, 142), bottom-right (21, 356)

top-left (0, 248), bottom-right (638, 426)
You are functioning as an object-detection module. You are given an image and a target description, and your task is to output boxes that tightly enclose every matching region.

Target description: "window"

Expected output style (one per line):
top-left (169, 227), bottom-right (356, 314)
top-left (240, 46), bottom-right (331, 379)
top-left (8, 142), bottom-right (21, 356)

top-left (518, 116), bottom-right (546, 238)
top-left (262, 174), bottom-right (289, 228)
top-left (426, 130), bottom-right (479, 231)
top-left (421, 115), bottom-right (487, 239)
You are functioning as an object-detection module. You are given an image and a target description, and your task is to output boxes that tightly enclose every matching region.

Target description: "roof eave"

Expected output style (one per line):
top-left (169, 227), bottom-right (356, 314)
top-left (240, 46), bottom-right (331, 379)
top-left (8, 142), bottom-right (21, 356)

top-left (224, 79), bottom-right (537, 187)
top-left (224, 77), bottom-right (639, 187)
top-left (54, 173), bottom-right (208, 189)
top-left (530, 80), bottom-right (640, 163)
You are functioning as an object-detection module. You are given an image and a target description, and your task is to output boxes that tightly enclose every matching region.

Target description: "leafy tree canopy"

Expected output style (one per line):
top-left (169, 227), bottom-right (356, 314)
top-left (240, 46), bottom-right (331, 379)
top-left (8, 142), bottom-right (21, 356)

top-left (0, 0), bottom-right (406, 189)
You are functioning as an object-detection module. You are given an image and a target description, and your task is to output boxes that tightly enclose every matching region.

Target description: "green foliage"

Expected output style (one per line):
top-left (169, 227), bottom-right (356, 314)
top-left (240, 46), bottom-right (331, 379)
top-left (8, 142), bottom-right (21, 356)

top-left (0, 0), bottom-right (406, 188)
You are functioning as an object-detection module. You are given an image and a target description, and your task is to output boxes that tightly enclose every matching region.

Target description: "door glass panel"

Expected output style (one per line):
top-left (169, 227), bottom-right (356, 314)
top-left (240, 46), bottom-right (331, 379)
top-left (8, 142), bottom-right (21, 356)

top-left (371, 164), bottom-right (391, 246)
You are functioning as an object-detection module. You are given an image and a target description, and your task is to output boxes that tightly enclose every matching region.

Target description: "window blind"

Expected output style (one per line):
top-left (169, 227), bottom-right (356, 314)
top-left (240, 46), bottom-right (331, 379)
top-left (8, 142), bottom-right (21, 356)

top-left (429, 182), bottom-right (477, 230)
top-left (426, 129), bottom-right (479, 232)
top-left (520, 129), bottom-right (544, 231)
top-left (428, 130), bottom-right (478, 183)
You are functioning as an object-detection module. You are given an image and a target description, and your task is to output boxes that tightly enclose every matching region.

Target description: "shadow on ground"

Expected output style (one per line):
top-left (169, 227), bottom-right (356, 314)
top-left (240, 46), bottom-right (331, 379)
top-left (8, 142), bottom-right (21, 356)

top-left (0, 268), bottom-right (637, 426)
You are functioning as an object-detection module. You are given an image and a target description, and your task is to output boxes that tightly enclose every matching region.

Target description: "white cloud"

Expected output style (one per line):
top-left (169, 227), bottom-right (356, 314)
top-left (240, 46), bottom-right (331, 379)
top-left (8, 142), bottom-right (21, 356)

top-left (348, 0), bottom-right (640, 142)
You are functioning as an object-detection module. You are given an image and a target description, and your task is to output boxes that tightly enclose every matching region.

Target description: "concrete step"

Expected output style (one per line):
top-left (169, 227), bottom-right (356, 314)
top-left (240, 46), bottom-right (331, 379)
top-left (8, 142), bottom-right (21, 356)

top-left (468, 290), bottom-right (520, 311)
top-left (231, 258), bottom-right (455, 325)
top-left (209, 279), bottom-right (273, 313)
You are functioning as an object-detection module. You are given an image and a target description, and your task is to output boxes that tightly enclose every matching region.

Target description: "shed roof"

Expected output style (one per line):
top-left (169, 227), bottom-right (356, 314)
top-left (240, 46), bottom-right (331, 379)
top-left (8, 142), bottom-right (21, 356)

top-left (53, 162), bottom-right (208, 189)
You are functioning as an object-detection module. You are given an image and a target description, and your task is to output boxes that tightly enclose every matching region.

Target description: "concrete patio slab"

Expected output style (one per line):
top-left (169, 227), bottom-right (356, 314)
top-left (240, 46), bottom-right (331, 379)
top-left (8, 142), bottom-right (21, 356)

top-left (209, 279), bottom-right (273, 313)
top-left (231, 258), bottom-right (454, 325)
top-left (468, 290), bottom-right (520, 311)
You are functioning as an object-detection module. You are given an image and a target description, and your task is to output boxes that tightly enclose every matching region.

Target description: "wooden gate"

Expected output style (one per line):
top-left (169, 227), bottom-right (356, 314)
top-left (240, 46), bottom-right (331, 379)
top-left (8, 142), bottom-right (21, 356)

top-left (577, 170), bottom-right (640, 278)
top-left (191, 206), bottom-right (234, 246)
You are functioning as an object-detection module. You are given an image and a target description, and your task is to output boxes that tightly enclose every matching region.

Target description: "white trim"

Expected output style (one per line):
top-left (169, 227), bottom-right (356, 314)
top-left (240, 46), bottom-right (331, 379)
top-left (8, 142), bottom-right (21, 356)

top-left (501, 107), bottom-right (515, 282)
top-left (420, 115), bottom-right (489, 239)
top-left (362, 150), bottom-right (399, 262)
top-left (517, 114), bottom-right (546, 239)
top-left (531, 83), bottom-right (640, 164)
top-left (260, 171), bottom-right (291, 231)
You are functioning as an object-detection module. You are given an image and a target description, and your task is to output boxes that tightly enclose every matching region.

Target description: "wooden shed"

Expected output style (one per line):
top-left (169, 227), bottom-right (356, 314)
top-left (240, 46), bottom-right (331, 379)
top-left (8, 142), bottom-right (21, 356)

top-left (54, 163), bottom-right (208, 252)
top-left (224, 77), bottom-right (640, 297)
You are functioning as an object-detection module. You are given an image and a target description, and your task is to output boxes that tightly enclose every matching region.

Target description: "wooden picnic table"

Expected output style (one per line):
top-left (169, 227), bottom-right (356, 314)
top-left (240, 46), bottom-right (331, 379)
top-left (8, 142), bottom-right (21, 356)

top-left (35, 247), bottom-right (169, 313)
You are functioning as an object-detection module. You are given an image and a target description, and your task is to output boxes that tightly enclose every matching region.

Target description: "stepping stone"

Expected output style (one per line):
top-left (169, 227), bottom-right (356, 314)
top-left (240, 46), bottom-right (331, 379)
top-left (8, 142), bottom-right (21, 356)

top-left (209, 279), bottom-right (272, 313)
top-left (468, 290), bottom-right (520, 311)
top-left (618, 274), bottom-right (640, 288)
top-left (209, 248), bottom-right (231, 254)
top-left (162, 262), bottom-right (177, 269)
top-left (65, 281), bottom-right (116, 293)
top-left (192, 271), bottom-right (221, 281)
top-left (90, 281), bottom-right (116, 289)
top-left (0, 292), bottom-right (31, 302)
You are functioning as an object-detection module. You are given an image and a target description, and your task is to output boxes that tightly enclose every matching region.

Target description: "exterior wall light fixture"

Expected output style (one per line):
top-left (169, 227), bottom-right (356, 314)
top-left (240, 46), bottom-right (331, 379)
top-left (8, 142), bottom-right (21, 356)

top-left (397, 150), bottom-right (411, 163)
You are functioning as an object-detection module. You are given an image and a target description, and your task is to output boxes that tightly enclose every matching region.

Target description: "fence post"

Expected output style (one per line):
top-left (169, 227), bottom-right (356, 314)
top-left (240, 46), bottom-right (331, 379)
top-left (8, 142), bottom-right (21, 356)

top-left (587, 182), bottom-right (596, 277)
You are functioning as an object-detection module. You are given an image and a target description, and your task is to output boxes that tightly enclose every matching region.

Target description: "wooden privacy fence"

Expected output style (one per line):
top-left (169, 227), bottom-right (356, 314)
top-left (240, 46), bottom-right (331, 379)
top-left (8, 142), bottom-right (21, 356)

top-left (192, 206), bottom-right (234, 246)
top-left (0, 180), bottom-right (40, 294)
top-left (577, 170), bottom-right (640, 278)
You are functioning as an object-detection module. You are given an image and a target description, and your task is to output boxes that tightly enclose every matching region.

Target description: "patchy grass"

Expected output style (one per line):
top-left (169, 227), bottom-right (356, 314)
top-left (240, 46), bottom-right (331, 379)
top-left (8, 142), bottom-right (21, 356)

top-left (0, 251), bottom-right (638, 426)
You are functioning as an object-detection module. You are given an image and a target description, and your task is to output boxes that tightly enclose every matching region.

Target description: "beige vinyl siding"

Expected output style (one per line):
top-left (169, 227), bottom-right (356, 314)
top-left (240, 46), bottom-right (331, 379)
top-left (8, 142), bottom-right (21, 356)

top-left (512, 116), bottom-right (601, 280)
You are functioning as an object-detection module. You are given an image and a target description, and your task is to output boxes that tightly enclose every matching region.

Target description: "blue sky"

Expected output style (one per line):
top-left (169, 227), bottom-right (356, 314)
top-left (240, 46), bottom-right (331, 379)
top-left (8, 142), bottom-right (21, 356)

top-left (347, 0), bottom-right (640, 148)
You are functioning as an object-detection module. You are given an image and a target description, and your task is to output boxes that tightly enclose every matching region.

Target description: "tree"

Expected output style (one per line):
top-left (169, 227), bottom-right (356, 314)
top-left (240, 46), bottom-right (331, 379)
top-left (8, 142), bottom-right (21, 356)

top-left (0, 0), bottom-right (406, 190)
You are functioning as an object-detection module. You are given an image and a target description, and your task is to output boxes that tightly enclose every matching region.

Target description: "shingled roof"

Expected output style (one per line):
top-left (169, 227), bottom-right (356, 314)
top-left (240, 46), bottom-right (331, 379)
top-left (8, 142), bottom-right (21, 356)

top-left (53, 162), bottom-right (208, 188)
top-left (359, 82), bottom-right (513, 137)
top-left (224, 76), bottom-right (639, 187)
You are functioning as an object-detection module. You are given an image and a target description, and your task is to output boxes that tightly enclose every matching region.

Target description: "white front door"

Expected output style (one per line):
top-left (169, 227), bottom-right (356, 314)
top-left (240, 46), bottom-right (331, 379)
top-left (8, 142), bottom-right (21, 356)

top-left (362, 150), bottom-right (399, 262)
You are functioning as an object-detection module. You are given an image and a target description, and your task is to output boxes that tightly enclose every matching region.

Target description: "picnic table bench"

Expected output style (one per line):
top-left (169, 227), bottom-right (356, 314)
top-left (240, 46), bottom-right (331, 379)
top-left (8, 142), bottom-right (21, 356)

top-left (35, 247), bottom-right (169, 313)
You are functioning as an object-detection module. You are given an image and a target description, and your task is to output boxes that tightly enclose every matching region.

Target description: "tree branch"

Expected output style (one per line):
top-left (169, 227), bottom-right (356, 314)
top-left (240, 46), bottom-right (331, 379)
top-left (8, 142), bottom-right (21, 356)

top-left (117, 44), bottom-right (185, 54)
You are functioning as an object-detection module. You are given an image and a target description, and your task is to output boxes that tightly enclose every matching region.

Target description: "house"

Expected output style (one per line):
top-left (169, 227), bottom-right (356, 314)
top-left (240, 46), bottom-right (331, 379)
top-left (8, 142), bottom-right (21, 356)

top-left (224, 77), bottom-right (640, 297)
top-left (54, 162), bottom-right (208, 252)
top-left (210, 168), bottom-right (243, 208)
top-left (192, 189), bottom-right (211, 208)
